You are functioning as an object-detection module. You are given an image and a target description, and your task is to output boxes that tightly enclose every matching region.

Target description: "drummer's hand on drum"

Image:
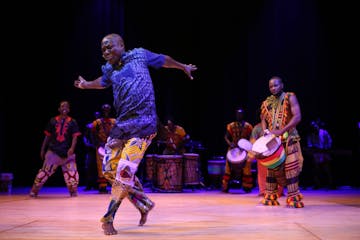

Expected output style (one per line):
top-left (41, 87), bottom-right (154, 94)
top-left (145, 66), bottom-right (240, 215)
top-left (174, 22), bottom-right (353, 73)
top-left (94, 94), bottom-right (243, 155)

top-left (270, 129), bottom-right (283, 137)
top-left (264, 129), bottom-right (271, 135)
top-left (248, 150), bottom-right (262, 160)
top-left (247, 150), bottom-right (255, 159)
top-left (247, 151), bottom-right (256, 161)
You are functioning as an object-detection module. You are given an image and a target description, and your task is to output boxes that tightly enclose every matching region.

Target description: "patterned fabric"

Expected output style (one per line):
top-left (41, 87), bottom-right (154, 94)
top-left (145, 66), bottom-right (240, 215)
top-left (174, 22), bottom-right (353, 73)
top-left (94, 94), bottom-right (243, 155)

top-left (163, 125), bottom-right (187, 154)
top-left (101, 134), bottom-right (156, 223)
top-left (101, 177), bottom-right (154, 223)
top-left (154, 155), bottom-right (183, 191)
top-left (44, 115), bottom-right (81, 158)
top-left (92, 117), bottom-right (116, 189)
top-left (264, 141), bottom-right (303, 199)
top-left (98, 46), bottom-right (163, 225)
top-left (101, 48), bottom-right (165, 140)
top-left (226, 121), bottom-right (253, 143)
top-left (93, 118), bottom-right (116, 146)
top-left (30, 115), bottom-right (81, 196)
top-left (222, 121), bottom-right (253, 192)
top-left (261, 92), bottom-right (300, 142)
top-left (30, 151), bottom-right (79, 196)
top-left (260, 92), bottom-right (304, 208)
top-left (103, 135), bottom-right (154, 185)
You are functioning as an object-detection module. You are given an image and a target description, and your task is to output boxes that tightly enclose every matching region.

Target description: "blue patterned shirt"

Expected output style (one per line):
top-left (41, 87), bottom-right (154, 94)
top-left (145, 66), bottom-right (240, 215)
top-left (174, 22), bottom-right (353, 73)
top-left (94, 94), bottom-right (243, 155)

top-left (101, 48), bottom-right (165, 139)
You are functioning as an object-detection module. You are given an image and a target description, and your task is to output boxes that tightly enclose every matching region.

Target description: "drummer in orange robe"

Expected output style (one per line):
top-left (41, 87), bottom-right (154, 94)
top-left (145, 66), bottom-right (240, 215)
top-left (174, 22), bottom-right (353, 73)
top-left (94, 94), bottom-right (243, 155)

top-left (222, 108), bottom-right (253, 193)
top-left (87, 104), bottom-right (116, 193)
top-left (162, 119), bottom-right (190, 155)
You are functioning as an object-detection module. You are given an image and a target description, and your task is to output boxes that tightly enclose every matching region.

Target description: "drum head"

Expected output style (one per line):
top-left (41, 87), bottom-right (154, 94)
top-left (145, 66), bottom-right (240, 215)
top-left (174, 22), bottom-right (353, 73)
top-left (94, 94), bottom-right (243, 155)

top-left (226, 148), bottom-right (247, 163)
top-left (252, 134), bottom-right (281, 157)
top-left (237, 138), bottom-right (252, 151)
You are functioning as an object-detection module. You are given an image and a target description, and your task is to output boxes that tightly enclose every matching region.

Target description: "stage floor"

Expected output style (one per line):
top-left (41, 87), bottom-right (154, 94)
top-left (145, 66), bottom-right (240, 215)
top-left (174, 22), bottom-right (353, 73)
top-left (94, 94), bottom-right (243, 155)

top-left (1, 186), bottom-right (359, 240)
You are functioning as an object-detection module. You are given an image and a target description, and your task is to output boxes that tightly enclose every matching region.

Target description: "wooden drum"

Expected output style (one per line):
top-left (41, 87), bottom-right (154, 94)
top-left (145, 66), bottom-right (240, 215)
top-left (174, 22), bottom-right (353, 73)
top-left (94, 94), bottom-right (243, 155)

top-left (153, 155), bottom-right (183, 192)
top-left (183, 153), bottom-right (200, 185)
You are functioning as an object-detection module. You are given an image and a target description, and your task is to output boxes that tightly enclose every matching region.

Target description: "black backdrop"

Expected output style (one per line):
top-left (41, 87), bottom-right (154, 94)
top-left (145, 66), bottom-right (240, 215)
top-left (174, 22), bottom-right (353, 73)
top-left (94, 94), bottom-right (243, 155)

top-left (1, 0), bottom-right (358, 187)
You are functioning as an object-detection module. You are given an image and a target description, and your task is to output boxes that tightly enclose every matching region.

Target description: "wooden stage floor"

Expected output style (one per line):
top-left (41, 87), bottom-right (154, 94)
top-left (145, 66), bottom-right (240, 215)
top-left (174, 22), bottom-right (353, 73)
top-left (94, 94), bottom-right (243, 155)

top-left (0, 186), bottom-right (360, 240)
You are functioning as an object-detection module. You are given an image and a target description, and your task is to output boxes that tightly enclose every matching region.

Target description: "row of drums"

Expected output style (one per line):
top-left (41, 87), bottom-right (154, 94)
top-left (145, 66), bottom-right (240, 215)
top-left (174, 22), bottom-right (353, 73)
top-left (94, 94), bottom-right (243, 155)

top-left (144, 153), bottom-right (201, 192)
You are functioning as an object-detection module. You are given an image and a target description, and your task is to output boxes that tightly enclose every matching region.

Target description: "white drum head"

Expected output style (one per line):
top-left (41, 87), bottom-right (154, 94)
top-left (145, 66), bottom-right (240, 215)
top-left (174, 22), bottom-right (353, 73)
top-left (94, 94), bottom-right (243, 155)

top-left (237, 138), bottom-right (253, 151)
top-left (226, 148), bottom-right (247, 163)
top-left (252, 135), bottom-right (281, 157)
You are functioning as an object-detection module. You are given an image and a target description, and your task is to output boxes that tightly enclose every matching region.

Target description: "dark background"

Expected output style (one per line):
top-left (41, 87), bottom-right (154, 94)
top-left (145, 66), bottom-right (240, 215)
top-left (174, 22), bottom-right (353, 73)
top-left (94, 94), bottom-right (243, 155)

top-left (1, 0), bottom-right (358, 187)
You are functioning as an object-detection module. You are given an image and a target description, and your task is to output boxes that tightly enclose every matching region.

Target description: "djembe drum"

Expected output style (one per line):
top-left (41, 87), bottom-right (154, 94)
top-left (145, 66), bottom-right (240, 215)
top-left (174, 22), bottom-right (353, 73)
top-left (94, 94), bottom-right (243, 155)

top-left (182, 153), bottom-right (200, 186)
top-left (207, 156), bottom-right (225, 188)
top-left (252, 134), bottom-right (285, 169)
top-left (145, 154), bottom-right (156, 182)
top-left (153, 155), bottom-right (183, 192)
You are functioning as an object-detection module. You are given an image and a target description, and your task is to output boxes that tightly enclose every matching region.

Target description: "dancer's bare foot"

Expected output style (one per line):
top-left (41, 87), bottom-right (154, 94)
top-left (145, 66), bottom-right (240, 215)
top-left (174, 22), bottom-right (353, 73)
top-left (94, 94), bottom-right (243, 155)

top-left (102, 222), bottom-right (117, 235)
top-left (139, 203), bottom-right (155, 226)
top-left (139, 211), bottom-right (148, 226)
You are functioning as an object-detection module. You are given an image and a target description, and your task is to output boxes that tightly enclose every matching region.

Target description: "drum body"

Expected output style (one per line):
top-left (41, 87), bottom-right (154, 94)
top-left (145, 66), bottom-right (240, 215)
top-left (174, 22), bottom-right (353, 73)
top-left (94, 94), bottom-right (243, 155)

top-left (252, 135), bottom-right (285, 169)
top-left (0, 173), bottom-right (13, 194)
top-left (153, 155), bottom-right (183, 192)
top-left (145, 154), bottom-right (155, 181)
top-left (183, 153), bottom-right (200, 185)
top-left (207, 157), bottom-right (225, 188)
top-left (225, 148), bottom-right (246, 182)
top-left (226, 148), bottom-right (247, 165)
top-left (258, 144), bottom-right (286, 169)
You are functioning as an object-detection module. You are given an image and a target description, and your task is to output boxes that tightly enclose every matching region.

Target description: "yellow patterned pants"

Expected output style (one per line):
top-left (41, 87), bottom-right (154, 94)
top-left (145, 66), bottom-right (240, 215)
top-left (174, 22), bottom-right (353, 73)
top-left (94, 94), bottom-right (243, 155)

top-left (101, 134), bottom-right (156, 223)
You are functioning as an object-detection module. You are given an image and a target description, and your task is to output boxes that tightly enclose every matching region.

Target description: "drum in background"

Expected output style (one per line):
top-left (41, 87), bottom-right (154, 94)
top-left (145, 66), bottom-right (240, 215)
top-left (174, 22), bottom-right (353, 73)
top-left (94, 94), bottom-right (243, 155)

top-left (252, 135), bottom-right (285, 169)
top-left (207, 156), bottom-right (226, 188)
top-left (183, 153), bottom-right (200, 185)
top-left (0, 173), bottom-right (13, 194)
top-left (238, 138), bottom-right (252, 151)
top-left (145, 154), bottom-right (156, 182)
top-left (226, 148), bottom-right (247, 181)
top-left (153, 155), bottom-right (183, 192)
top-left (226, 148), bottom-right (247, 165)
